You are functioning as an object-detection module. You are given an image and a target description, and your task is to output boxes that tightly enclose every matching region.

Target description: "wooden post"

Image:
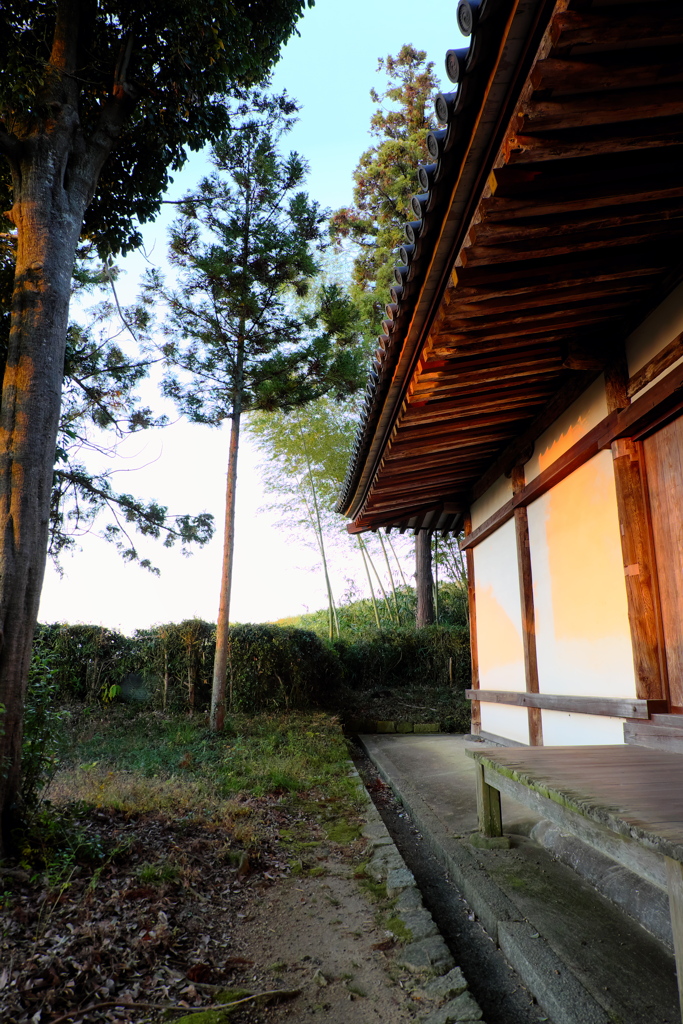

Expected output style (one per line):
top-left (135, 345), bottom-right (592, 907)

top-left (475, 762), bottom-right (503, 837)
top-left (464, 513), bottom-right (481, 734)
top-left (606, 347), bottom-right (666, 701)
top-left (512, 465), bottom-right (543, 746)
top-left (665, 856), bottom-right (683, 1024)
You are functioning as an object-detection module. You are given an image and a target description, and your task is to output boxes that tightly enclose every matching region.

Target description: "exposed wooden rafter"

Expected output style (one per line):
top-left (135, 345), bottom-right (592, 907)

top-left (339, 0), bottom-right (683, 535)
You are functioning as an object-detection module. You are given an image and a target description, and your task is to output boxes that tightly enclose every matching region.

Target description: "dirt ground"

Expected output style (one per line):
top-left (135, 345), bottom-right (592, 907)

top-left (0, 784), bottom-right (426, 1024)
top-left (228, 844), bottom-right (420, 1023)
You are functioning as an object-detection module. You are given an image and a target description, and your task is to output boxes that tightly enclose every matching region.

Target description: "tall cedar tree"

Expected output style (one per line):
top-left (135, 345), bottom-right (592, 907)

top-left (330, 45), bottom-right (439, 325)
top-left (149, 95), bottom-right (366, 730)
top-left (0, 0), bottom-right (311, 851)
top-left (330, 45), bottom-right (440, 620)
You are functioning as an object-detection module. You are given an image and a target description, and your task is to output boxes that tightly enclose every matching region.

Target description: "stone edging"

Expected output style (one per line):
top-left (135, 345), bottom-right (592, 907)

top-left (349, 766), bottom-right (486, 1024)
top-left (345, 720), bottom-right (443, 735)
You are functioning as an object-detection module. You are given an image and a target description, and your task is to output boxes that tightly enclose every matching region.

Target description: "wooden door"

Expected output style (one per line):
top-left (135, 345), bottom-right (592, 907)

top-left (644, 416), bottom-right (683, 709)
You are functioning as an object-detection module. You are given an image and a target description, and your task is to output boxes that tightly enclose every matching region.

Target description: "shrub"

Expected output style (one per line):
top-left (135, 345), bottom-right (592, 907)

top-left (225, 624), bottom-right (342, 712)
top-left (32, 623), bottom-right (136, 701)
top-left (333, 624), bottom-right (470, 691)
top-left (29, 617), bottom-right (471, 717)
top-left (21, 645), bottom-right (71, 808)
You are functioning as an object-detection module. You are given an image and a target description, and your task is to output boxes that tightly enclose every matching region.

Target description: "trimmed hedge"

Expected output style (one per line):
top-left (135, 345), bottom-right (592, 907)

top-left (32, 619), bottom-right (471, 713)
top-left (333, 624), bottom-right (470, 692)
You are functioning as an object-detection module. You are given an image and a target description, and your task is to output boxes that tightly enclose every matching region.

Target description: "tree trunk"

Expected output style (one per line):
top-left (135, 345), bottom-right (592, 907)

top-left (211, 352), bottom-right (244, 731)
top-left (0, 0), bottom-right (132, 853)
top-left (415, 530), bottom-right (435, 627)
top-left (0, 151), bottom-right (89, 850)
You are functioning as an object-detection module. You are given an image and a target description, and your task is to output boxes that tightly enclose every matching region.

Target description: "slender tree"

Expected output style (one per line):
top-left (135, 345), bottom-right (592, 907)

top-left (149, 96), bottom-right (364, 729)
top-left (0, 0), bottom-right (312, 850)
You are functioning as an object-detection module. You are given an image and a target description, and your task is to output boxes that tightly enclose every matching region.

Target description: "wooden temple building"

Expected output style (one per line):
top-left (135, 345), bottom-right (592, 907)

top-left (339, 0), bottom-right (683, 1010)
top-left (338, 0), bottom-right (683, 753)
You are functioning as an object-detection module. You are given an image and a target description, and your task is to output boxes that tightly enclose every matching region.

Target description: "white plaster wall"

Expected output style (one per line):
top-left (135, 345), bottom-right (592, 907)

top-left (527, 450), bottom-right (636, 729)
top-left (525, 376), bottom-right (607, 482)
top-left (471, 474), bottom-right (513, 530)
top-left (473, 519), bottom-right (525, 693)
top-left (626, 280), bottom-right (683, 387)
top-left (480, 703), bottom-right (529, 746)
top-left (540, 710), bottom-right (625, 746)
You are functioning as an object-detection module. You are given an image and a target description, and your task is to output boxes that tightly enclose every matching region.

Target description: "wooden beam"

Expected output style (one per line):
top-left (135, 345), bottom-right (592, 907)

top-left (628, 332), bottom-right (683, 399)
top-left (519, 86), bottom-right (683, 133)
top-left (608, 357), bottom-right (683, 444)
top-left (611, 437), bottom-right (666, 702)
top-left (480, 186), bottom-right (683, 222)
top-left (465, 513), bottom-right (480, 736)
top-left (529, 55), bottom-right (683, 97)
top-left (512, 465), bottom-right (542, 747)
top-left (465, 690), bottom-right (668, 719)
top-left (506, 122), bottom-right (683, 165)
top-left (459, 226), bottom-right (683, 269)
top-left (549, 6), bottom-right (683, 50)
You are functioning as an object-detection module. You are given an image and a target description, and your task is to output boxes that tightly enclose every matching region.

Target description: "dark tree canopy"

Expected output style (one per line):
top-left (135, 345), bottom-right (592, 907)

top-left (0, 0), bottom-right (314, 254)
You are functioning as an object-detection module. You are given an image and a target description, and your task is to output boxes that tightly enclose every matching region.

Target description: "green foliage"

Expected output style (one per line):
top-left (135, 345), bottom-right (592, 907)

top-left (31, 608), bottom-right (471, 714)
top-left (225, 624), bottom-right (342, 712)
top-left (21, 648), bottom-right (72, 809)
top-left (149, 92), bottom-right (366, 429)
top-left (16, 802), bottom-right (109, 884)
top-left (330, 44), bottom-right (439, 316)
top-left (0, 0), bottom-right (314, 256)
top-left (50, 305), bottom-right (215, 569)
top-left (251, 396), bottom-right (361, 531)
top-left (289, 581), bottom-right (469, 635)
top-left (32, 623), bottom-right (138, 703)
top-left (334, 624), bottom-right (470, 693)
top-left (67, 709), bottom-right (357, 804)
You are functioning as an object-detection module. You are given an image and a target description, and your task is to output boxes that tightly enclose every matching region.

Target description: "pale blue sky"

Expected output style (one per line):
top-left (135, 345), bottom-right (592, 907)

top-left (39, 0), bottom-right (466, 632)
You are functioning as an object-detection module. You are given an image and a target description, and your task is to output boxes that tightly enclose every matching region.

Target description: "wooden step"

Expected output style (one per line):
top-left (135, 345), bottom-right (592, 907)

top-left (624, 717), bottom-right (683, 752)
top-left (650, 714), bottom-right (683, 729)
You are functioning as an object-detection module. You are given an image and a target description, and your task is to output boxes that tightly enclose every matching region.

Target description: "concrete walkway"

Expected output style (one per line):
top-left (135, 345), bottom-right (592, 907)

top-left (360, 733), bottom-right (680, 1024)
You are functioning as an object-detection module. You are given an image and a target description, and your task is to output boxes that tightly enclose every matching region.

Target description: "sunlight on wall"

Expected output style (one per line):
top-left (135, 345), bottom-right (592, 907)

top-left (471, 474), bottom-right (513, 530)
top-left (527, 451), bottom-right (635, 710)
top-left (473, 519), bottom-right (525, 692)
top-left (526, 376), bottom-right (607, 481)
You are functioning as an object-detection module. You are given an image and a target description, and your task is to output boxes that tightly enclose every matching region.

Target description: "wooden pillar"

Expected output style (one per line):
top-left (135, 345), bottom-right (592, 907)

top-left (464, 513), bottom-right (481, 734)
top-left (606, 351), bottom-right (666, 701)
top-left (475, 762), bottom-right (503, 837)
top-left (512, 465), bottom-right (543, 746)
top-left (415, 529), bottom-right (435, 627)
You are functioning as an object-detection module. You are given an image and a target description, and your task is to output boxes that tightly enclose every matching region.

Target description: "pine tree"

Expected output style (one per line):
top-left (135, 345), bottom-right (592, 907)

top-left (148, 94), bottom-right (366, 728)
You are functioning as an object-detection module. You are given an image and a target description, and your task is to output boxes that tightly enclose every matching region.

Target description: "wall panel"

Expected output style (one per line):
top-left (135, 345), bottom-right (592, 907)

top-left (473, 519), bottom-right (526, 694)
top-left (527, 451), bottom-right (636, 727)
